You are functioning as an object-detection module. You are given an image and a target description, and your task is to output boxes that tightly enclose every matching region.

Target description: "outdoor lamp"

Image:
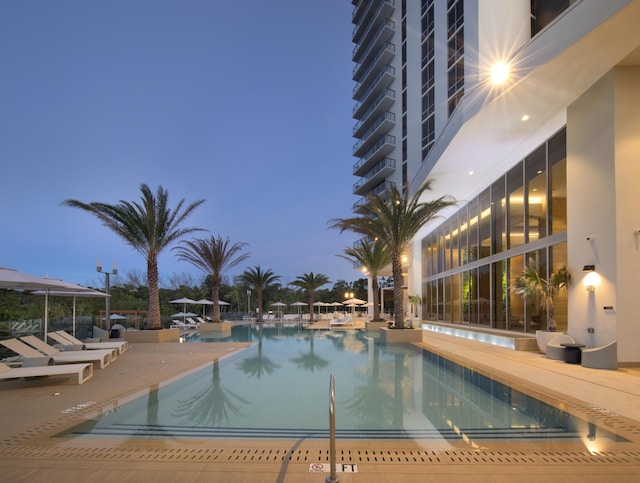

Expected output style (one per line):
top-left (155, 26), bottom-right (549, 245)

top-left (583, 265), bottom-right (600, 292)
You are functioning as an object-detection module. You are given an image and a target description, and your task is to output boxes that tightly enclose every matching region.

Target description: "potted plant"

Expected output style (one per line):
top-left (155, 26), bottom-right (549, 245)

top-left (513, 264), bottom-right (572, 353)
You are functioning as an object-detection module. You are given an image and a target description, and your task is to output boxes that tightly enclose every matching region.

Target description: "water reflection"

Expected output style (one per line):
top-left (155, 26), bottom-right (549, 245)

top-left (172, 360), bottom-right (250, 426)
top-left (237, 323), bottom-right (280, 379)
top-left (290, 330), bottom-right (329, 372)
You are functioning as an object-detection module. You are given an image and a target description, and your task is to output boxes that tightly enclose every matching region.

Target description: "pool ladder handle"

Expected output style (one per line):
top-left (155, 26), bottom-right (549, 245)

top-left (327, 373), bottom-right (339, 483)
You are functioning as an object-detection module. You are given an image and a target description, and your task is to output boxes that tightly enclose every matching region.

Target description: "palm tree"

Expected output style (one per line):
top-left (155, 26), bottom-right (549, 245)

top-left (239, 265), bottom-right (281, 322)
top-left (513, 264), bottom-right (572, 331)
top-left (289, 272), bottom-right (330, 321)
top-left (329, 181), bottom-right (454, 328)
top-left (339, 239), bottom-right (391, 321)
top-left (173, 236), bottom-right (250, 322)
top-left (63, 183), bottom-right (204, 329)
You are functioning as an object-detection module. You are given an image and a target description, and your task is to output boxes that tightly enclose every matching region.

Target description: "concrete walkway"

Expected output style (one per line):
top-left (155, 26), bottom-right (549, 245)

top-left (0, 330), bottom-right (638, 482)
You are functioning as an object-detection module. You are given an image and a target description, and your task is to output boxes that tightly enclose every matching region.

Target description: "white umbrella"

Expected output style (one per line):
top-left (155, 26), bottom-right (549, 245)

top-left (33, 288), bottom-right (109, 337)
top-left (170, 297), bottom-right (197, 316)
top-left (290, 301), bottom-right (308, 318)
top-left (194, 299), bottom-right (214, 319)
top-left (343, 297), bottom-right (366, 305)
top-left (271, 301), bottom-right (287, 318)
top-left (172, 311), bottom-right (198, 324)
top-left (0, 267), bottom-right (92, 338)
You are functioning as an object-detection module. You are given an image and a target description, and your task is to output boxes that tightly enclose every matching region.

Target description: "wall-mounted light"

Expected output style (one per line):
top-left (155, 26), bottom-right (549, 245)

top-left (583, 265), bottom-right (600, 292)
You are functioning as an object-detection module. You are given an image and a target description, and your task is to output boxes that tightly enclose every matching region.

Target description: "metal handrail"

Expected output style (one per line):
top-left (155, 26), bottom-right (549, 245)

top-left (327, 373), bottom-right (339, 483)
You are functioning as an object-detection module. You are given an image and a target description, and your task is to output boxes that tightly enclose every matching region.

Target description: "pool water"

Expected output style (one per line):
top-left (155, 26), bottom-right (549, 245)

top-left (63, 324), bottom-right (625, 445)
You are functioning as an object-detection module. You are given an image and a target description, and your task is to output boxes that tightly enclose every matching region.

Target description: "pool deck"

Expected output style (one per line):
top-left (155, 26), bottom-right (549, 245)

top-left (0, 324), bottom-right (639, 482)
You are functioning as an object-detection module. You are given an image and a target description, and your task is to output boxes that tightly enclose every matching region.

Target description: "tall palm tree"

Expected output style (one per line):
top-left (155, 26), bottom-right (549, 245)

top-left (239, 265), bottom-right (281, 322)
top-left (329, 181), bottom-right (454, 328)
top-left (173, 236), bottom-right (250, 322)
top-left (63, 183), bottom-right (204, 329)
top-left (339, 239), bottom-right (391, 321)
top-left (289, 272), bottom-right (330, 321)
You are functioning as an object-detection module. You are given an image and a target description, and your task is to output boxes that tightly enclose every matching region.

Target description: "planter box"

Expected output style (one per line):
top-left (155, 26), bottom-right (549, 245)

top-left (380, 327), bottom-right (423, 344)
top-left (123, 328), bottom-right (181, 343)
top-left (365, 321), bottom-right (388, 332)
top-left (198, 321), bottom-right (233, 332)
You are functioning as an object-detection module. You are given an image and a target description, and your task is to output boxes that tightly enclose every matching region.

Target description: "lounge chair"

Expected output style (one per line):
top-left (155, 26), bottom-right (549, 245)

top-left (546, 334), bottom-right (575, 360)
top-left (49, 331), bottom-right (128, 355)
top-left (0, 360), bottom-right (93, 385)
top-left (330, 315), bottom-right (353, 327)
top-left (581, 341), bottom-right (618, 370)
top-left (185, 318), bottom-right (200, 329)
top-left (8, 336), bottom-right (113, 369)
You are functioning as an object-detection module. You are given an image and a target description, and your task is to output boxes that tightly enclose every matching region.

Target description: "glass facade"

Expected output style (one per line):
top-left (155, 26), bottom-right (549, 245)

top-left (421, 128), bottom-right (567, 333)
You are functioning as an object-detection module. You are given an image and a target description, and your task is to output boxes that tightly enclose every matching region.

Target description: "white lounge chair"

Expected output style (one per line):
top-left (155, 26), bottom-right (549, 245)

top-left (581, 341), bottom-right (618, 370)
top-left (185, 318), bottom-right (200, 329)
top-left (0, 360), bottom-right (93, 385)
top-left (330, 315), bottom-right (353, 327)
top-left (12, 336), bottom-right (113, 369)
top-left (546, 334), bottom-right (575, 360)
top-left (49, 331), bottom-right (128, 354)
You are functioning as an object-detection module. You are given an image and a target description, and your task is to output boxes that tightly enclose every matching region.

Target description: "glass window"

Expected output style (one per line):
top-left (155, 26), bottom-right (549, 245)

top-left (462, 269), bottom-right (474, 323)
top-left (549, 129), bottom-right (567, 234)
top-left (479, 187), bottom-right (491, 258)
top-left (508, 254), bottom-right (525, 331)
top-left (450, 212), bottom-right (460, 269)
top-left (550, 242), bottom-right (568, 331)
top-left (525, 145), bottom-right (547, 242)
top-left (492, 260), bottom-right (506, 329)
top-left (491, 177), bottom-right (506, 253)
top-left (467, 199), bottom-right (478, 262)
top-left (507, 162), bottom-right (524, 249)
top-left (458, 204), bottom-right (468, 265)
top-left (478, 263), bottom-right (490, 327)
top-left (452, 273), bottom-right (461, 322)
top-left (523, 249), bottom-right (547, 332)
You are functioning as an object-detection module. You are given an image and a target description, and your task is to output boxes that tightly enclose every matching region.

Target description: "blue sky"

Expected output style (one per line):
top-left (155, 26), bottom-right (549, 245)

top-left (0, 0), bottom-right (361, 288)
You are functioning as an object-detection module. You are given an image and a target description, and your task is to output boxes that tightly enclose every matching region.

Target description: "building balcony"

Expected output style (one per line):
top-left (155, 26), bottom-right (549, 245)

top-left (353, 64), bottom-right (395, 102)
top-left (352, 134), bottom-right (396, 177)
top-left (353, 41), bottom-right (395, 83)
top-left (353, 87), bottom-right (395, 121)
top-left (352, 0), bottom-right (395, 44)
top-left (353, 157), bottom-right (396, 195)
top-left (352, 181), bottom-right (396, 212)
top-left (352, 17), bottom-right (395, 65)
top-left (352, 112), bottom-right (396, 155)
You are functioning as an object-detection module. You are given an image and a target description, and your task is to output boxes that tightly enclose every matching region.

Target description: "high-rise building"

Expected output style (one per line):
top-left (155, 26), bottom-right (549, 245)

top-left (350, 0), bottom-right (640, 364)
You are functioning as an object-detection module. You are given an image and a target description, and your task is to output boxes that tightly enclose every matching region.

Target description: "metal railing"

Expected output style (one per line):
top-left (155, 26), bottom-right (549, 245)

top-left (327, 373), bottom-right (339, 483)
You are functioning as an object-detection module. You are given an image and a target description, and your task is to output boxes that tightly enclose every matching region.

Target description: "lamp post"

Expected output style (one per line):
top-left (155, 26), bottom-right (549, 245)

top-left (345, 291), bottom-right (354, 315)
top-left (97, 259), bottom-right (117, 330)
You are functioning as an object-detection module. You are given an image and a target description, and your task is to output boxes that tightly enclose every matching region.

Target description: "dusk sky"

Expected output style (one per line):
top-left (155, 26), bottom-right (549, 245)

top-left (0, 1), bottom-right (362, 288)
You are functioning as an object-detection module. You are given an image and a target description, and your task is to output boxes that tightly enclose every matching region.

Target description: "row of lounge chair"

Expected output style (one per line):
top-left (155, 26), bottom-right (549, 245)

top-left (0, 330), bottom-right (129, 385)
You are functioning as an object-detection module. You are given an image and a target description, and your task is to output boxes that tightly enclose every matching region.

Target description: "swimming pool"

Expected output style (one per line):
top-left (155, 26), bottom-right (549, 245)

top-left (63, 324), bottom-right (625, 446)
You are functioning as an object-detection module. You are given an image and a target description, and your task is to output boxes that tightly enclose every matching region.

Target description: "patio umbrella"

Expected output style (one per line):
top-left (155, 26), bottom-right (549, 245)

top-left (290, 301), bottom-right (308, 318)
top-left (271, 302), bottom-right (287, 319)
top-left (195, 299), bottom-right (214, 319)
top-left (172, 311), bottom-right (198, 324)
top-left (33, 288), bottom-right (109, 337)
top-left (0, 267), bottom-right (93, 338)
top-left (343, 297), bottom-right (366, 305)
top-left (170, 297), bottom-right (197, 316)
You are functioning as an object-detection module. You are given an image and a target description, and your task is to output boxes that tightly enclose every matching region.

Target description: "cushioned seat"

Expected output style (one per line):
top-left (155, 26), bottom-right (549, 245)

top-left (546, 334), bottom-right (576, 360)
top-left (581, 341), bottom-right (617, 370)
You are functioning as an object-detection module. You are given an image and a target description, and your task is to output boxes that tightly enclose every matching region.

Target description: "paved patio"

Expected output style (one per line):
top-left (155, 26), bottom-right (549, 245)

top-left (0, 327), bottom-right (638, 482)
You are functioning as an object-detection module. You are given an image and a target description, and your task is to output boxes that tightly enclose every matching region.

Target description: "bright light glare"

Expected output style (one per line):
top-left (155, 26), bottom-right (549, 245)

top-left (490, 62), bottom-right (510, 85)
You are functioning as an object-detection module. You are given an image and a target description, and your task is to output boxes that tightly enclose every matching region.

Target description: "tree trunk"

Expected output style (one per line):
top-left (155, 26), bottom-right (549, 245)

top-left (257, 288), bottom-right (263, 322)
top-left (392, 255), bottom-right (404, 328)
top-left (309, 291), bottom-right (315, 322)
top-left (212, 275), bottom-right (221, 322)
top-left (147, 256), bottom-right (161, 329)
top-left (372, 277), bottom-right (381, 321)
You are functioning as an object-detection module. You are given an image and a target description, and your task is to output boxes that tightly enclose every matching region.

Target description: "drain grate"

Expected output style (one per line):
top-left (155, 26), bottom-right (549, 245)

top-left (1, 446), bottom-right (639, 465)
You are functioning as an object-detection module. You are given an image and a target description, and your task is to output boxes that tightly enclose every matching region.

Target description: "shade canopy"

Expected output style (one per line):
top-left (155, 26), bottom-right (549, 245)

top-left (33, 289), bottom-right (109, 336)
top-left (0, 267), bottom-right (93, 338)
top-left (343, 298), bottom-right (366, 305)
